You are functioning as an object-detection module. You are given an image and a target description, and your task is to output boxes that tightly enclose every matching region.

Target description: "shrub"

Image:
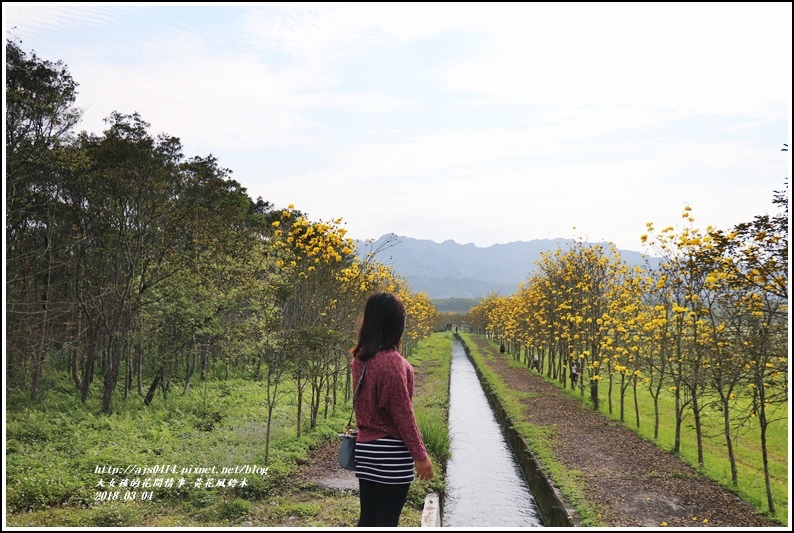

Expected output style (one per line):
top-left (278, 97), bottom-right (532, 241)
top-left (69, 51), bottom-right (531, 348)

top-left (219, 498), bottom-right (251, 519)
top-left (188, 489), bottom-right (217, 509)
top-left (89, 504), bottom-right (138, 527)
top-left (7, 468), bottom-right (85, 513)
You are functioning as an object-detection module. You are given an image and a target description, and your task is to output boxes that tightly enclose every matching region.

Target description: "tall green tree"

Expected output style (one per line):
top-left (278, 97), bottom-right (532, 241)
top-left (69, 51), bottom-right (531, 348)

top-left (6, 37), bottom-right (82, 395)
top-left (60, 112), bottom-right (253, 412)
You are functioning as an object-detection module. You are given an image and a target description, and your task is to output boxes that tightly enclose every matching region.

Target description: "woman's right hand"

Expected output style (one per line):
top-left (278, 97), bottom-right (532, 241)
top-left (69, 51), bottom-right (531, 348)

top-left (415, 456), bottom-right (434, 481)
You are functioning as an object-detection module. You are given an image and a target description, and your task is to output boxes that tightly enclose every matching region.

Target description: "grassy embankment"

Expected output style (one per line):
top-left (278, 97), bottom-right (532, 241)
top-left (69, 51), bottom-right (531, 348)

top-left (460, 332), bottom-right (788, 526)
top-left (5, 332), bottom-right (453, 527)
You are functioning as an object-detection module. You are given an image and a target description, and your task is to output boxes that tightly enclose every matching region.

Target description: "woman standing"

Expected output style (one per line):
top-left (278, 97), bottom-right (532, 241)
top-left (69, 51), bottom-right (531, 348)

top-left (350, 292), bottom-right (434, 527)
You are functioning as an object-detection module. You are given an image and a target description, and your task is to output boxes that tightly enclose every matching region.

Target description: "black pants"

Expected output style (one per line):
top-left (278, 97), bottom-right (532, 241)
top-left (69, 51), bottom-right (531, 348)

top-left (357, 479), bottom-right (411, 527)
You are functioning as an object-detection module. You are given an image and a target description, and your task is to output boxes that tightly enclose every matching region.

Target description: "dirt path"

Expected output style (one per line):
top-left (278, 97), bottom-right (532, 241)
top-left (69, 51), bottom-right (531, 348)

top-left (466, 335), bottom-right (779, 528)
top-left (292, 438), bottom-right (359, 492)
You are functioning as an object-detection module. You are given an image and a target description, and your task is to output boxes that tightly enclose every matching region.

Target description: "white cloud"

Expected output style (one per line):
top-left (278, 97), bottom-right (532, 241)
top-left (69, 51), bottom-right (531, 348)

top-left (3, 3), bottom-right (129, 35)
top-left (242, 3), bottom-right (485, 60)
top-left (4, 2), bottom-right (790, 253)
top-left (440, 3), bottom-right (791, 117)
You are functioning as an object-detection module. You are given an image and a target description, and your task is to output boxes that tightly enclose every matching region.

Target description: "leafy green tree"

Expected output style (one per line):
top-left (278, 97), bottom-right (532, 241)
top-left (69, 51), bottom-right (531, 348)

top-left (5, 37), bottom-right (82, 396)
top-left (58, 112), bottom-right (253, 412)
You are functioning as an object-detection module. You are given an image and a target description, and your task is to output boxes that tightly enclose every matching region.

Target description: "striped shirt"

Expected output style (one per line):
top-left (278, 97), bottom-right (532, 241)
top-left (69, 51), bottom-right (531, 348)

top-left (355, 436), bottom-right (415, 484)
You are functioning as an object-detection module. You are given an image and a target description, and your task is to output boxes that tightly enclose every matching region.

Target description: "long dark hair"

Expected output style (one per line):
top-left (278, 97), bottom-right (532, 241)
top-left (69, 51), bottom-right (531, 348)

top-left (351, 292), bottom-right (406, 361)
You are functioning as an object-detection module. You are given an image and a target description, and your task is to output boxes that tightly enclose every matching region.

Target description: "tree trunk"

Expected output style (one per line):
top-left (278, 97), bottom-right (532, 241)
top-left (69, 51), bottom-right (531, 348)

top-left (692, 392), bottom-right (704, 467)
top-left (674, 388), bottom-right (683, 453)
top-left (184, 339), bottom-right (196, 394)
top-left (31, 265), bottom-right (51, 399)
top-left (607, 367), bottom-right (614, 415)
top-left (296, 373), bottom-right (305, 438)
top-left (201, 343), bottom-right (208, 381)
top-left (721, 394), bottom-right (738, 486)
top-left (309, 380), bottom-right (318, 429)
top-left (265, 406), bottom-right (274, 465)
top-left (136, 342), bottom-right (143, 396)
top-left (296, 389), bottom-right (303, 437)
top-left (652, 387), bottom-right (661, 440)
top-left (101, 335), bottom-right (121, 414)
top-left (757, 379), bottom-right (775, 514)
top-left (264, 366), bottom-right (280, 465)
top-left (144, 367), bottom-right (163, 406)
top-left (71, 311), bottom-right (83, 391)
top-left (80, 343), bottom-right (95, 403)
top-left (590, 376), bottom-right (599, 410)
top-left (324, 382), bottom-right (331, 420)
top-left (124, 347), bottom-right (132, 400)
top-left (331, 359), bottom-right (339, 411)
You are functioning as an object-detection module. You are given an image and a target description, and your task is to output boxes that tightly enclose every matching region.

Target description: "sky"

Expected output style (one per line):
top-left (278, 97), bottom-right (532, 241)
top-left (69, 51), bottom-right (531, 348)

top-left (3, 2), bottom-right (791, 253)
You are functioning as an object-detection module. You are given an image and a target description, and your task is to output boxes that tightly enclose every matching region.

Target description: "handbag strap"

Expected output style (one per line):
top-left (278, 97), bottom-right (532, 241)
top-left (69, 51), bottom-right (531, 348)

top-left (347, 360), bottom-right (368, 430)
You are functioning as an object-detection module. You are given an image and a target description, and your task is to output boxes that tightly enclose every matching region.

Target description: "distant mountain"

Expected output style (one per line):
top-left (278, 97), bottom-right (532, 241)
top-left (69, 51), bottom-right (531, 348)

top-left (356, 234), bottom-right (658, 300)
top-left (431, 297), bottom-right (484, 314)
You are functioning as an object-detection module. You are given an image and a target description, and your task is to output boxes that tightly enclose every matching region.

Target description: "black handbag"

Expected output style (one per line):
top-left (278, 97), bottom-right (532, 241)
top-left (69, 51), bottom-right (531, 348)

top-left (339, 360), bottom-right (367, 471)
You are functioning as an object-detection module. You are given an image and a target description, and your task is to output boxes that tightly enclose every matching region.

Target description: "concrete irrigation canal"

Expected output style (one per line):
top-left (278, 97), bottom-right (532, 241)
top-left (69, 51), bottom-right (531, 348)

top-left (441, 338), bottom-right (544, 527)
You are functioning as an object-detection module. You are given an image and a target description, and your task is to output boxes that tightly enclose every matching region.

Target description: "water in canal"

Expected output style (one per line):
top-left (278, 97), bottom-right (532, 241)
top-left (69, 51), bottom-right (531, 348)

top-left (443, 339), bottom-right (543, 527)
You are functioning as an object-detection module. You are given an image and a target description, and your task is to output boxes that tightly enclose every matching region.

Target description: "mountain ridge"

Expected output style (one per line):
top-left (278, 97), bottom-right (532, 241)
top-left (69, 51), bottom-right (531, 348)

top-left (356, 234), bottom-right (657, 300)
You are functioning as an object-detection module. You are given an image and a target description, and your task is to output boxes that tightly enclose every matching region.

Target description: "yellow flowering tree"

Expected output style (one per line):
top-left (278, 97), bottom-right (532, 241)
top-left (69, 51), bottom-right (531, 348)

top-left (706, 183), bottom-right (788, 514)
top-left (641, 207), bottom-right (719, 463)
top-left (467, 292), bottom-right (504, 339)
top-left (401, 290), bottom-right (439, 356)
top-left (268, 207), bottom-right (364, 435)
top-left (465, 184), bottom-right (787, 515)
top-left (636, 276), bottom-right (676, 441)
top-left (602, 263), bottom-right (648, 426)
top-left (694, 250), bottom-right (750, 487)
top-left (540, 240), bottom-right (624, 408)
top-left (532, 250), bottom-right (569, 381)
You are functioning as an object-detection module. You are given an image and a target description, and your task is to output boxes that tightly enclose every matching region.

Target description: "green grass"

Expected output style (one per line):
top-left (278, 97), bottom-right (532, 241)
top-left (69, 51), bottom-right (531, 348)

top-left (415, 410), bottom-right (451, 464)
top-left (5, 367), bottom-right (355, 525)
top-left (589, 375), bottom-right (788, 524)
top-left (5, 333), bottom-right (455, 527)
top-left (406, 331), bottom-right (453, 498)
top-left (470, 334), bottom-right (789, 526)
top-left (9, 333), bottom-right (783, 527)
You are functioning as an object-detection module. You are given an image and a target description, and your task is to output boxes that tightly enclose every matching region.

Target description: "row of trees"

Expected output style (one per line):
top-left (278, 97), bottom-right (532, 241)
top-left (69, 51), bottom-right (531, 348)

top-left (5, 38), bottom-right (439, 463)
top-left (466, 189), bottom-right (788, 514)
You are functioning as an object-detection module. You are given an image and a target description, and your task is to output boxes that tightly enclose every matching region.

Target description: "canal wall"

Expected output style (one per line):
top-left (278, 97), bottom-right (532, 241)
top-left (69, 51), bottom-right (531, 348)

top-left (454, 334), bottom-right (578, 527)
top-left (421, 492), bottom-right (442, 527)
